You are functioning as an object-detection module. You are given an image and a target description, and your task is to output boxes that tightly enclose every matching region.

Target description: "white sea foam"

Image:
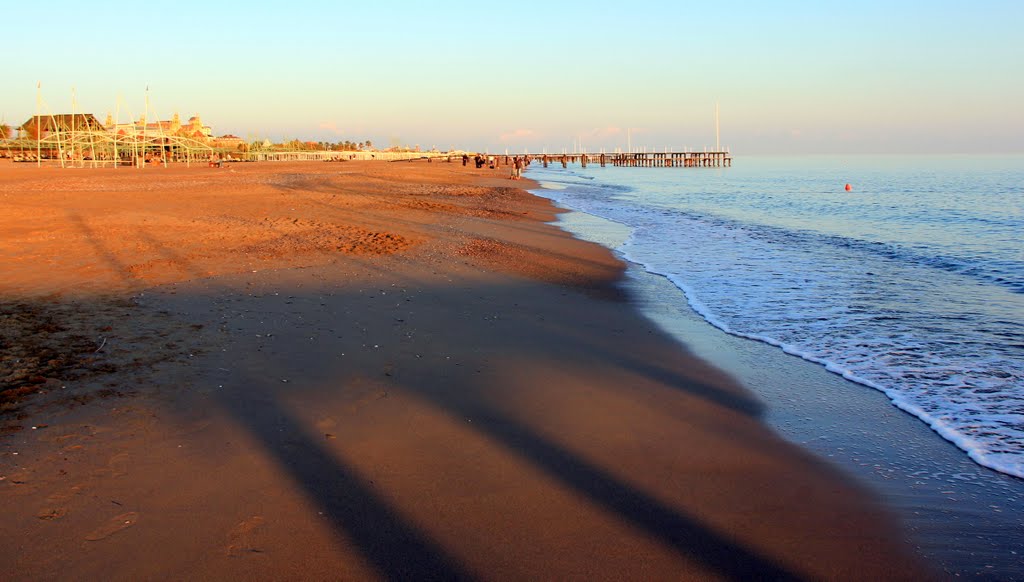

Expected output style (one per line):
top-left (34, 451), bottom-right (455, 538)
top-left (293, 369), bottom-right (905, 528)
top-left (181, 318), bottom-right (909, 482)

top-left (530, 156), bottom-right (1024, 479)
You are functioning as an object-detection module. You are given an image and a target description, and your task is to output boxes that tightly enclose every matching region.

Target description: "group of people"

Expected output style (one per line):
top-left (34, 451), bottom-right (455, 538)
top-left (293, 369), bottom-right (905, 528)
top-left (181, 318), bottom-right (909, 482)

top-left (461, 153), bottom-right (529, 180)
top-left (464, 154), bottom-right (491, 169)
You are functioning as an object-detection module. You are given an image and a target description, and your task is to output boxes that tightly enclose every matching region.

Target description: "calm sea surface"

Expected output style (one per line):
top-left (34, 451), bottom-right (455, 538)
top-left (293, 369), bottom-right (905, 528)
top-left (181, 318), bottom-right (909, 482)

top-left (529, 154), bottom-right (1024, 479)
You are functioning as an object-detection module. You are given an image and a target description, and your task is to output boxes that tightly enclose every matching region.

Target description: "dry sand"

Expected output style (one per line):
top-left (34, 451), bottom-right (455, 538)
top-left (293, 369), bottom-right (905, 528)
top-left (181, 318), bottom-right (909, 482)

top-left (0, 160), bottom-right (932, 580)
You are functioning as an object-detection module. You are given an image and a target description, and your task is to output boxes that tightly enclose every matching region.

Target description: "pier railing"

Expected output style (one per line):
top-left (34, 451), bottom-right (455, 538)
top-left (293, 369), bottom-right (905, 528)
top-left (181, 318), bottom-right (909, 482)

top-left (427, 152), bottom-right (733, 169)
top-left (524, 152), bottom-right (732, 168)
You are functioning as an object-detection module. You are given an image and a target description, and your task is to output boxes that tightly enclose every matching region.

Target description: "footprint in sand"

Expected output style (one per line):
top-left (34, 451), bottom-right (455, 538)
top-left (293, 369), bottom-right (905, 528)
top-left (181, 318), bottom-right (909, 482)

top-left (47, 484), bottom-right (86, 504)
top-left (36, 507), bottom-right (68, 521)
top-left (85, 512), bottom-right (139, 541)
top-left (315, 418), bottom-right (337, 431)
top-left (108, 452), bottom-right (130, 477)
top-left (226, 516), bottom-right (266, 556)
top-left (37, 485), bottom-right (87, 520)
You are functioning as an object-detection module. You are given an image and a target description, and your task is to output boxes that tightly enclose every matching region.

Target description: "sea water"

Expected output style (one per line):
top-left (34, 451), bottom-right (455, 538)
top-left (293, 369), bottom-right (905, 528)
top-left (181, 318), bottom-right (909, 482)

top-left (528, 154), bottom-right (1024, 480)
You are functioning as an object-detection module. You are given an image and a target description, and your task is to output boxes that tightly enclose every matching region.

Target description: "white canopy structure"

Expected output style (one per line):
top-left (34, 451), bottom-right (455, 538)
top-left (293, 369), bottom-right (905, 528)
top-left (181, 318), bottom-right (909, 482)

top-left (8, 113), bottom-right (215, 167)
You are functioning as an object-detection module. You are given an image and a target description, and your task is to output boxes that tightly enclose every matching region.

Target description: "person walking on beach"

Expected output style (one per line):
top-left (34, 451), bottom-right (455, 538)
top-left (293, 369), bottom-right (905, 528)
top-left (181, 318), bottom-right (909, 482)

top-left (511, 156), bottom-right (523, 180)
top-left (462, 154), bottom-right (469, 166)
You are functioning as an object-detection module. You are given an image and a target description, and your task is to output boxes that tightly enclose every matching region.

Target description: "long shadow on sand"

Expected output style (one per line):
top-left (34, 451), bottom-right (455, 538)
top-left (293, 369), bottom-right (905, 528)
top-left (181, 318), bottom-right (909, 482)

top-left (66, 211), bottom-right (138, 284)
top-left (190, 272), bottom-right (805, 581)
top-left (72, 200), bottom-right (809, 579)
top-left (218, 386), bottom-right (476, 581)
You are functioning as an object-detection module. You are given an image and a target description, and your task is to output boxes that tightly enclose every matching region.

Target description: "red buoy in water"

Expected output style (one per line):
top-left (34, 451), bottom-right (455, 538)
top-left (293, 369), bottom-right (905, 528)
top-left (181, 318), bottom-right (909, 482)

top-left (845, 183), bottom-right (852, 191)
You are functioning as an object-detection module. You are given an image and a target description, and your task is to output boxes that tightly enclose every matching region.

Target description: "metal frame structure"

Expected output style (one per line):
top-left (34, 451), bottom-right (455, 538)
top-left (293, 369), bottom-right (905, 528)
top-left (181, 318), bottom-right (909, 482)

top-left (6, 114), bottom-right (215, 168)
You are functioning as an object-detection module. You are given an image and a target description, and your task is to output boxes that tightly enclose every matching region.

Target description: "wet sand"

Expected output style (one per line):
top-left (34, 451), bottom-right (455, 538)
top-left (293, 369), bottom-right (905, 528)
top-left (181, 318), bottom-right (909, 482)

top-left (0, 160), bottom-right (931, 580)
top-left (556, 206), bottom-right (1024, 579)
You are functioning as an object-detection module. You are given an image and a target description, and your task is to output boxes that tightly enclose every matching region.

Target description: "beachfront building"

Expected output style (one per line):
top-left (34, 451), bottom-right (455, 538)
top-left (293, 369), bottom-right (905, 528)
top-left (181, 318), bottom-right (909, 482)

top-left (180, 114), bottom-right (213, 140)
top-left (213, 134), bottom-right (246, 154)
top-left (17, 114), bottom-right (105, 140)
top-left (106, 112), bottom-right (214, 142)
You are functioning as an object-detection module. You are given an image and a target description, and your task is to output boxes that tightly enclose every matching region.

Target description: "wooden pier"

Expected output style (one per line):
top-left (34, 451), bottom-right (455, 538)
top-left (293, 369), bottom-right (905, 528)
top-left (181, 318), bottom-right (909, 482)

top-left (516, 151), bottom-right (732, 169)
top-left (609, 151), bottom-right (731, 168)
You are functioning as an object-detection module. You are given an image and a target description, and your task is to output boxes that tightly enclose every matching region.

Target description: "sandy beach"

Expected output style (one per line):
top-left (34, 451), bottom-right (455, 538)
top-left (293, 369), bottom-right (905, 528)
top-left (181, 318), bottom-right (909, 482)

top-left (0, 160), bottom-right (932, 580)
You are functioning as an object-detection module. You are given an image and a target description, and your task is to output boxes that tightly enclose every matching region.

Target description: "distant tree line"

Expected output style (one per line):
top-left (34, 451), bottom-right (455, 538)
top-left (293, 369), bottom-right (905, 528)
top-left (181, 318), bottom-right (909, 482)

top-left (262, 139), bottom-right (375, 151)
top-left (330, 140), bottom-right (373, 151)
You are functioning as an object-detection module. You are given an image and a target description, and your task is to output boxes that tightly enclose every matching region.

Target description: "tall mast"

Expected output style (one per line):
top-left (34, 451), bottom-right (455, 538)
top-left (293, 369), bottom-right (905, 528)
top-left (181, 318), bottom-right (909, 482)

top-left (113, 97), bottom-right (120, 168)
top-left (142, 85), bottom-right (149, 168)
top-left (35, 82), bottom-right (41, 167)
top-left (69, 86), bottom-right (77, 168)
top-left (715, 102), bottom-right (720, 151)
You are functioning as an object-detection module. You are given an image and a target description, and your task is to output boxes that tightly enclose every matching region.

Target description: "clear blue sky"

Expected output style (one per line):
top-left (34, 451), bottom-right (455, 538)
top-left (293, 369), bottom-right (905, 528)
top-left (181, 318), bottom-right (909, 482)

top-left (2, 1), bottom-right (1021, 153)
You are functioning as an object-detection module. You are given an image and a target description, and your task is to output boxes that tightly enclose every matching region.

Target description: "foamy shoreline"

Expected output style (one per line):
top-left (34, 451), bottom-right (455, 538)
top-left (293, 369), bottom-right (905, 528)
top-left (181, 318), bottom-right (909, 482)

top-left (532, 166), bottom-right (1024, 578)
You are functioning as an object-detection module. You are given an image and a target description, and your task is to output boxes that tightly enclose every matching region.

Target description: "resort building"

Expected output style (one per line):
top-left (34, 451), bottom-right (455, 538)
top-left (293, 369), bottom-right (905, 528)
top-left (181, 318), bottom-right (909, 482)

top-left (212, 134), bottom-right (245, 150)
top-left (105, 112), bottom-right (214, 142)
top-left (18, 114), bottom-right (105, 139)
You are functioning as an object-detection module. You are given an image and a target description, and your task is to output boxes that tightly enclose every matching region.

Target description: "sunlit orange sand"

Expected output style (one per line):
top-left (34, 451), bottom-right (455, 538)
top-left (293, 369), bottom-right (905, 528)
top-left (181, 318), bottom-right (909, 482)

top-left (0, 160), bottom-right (931, 580)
